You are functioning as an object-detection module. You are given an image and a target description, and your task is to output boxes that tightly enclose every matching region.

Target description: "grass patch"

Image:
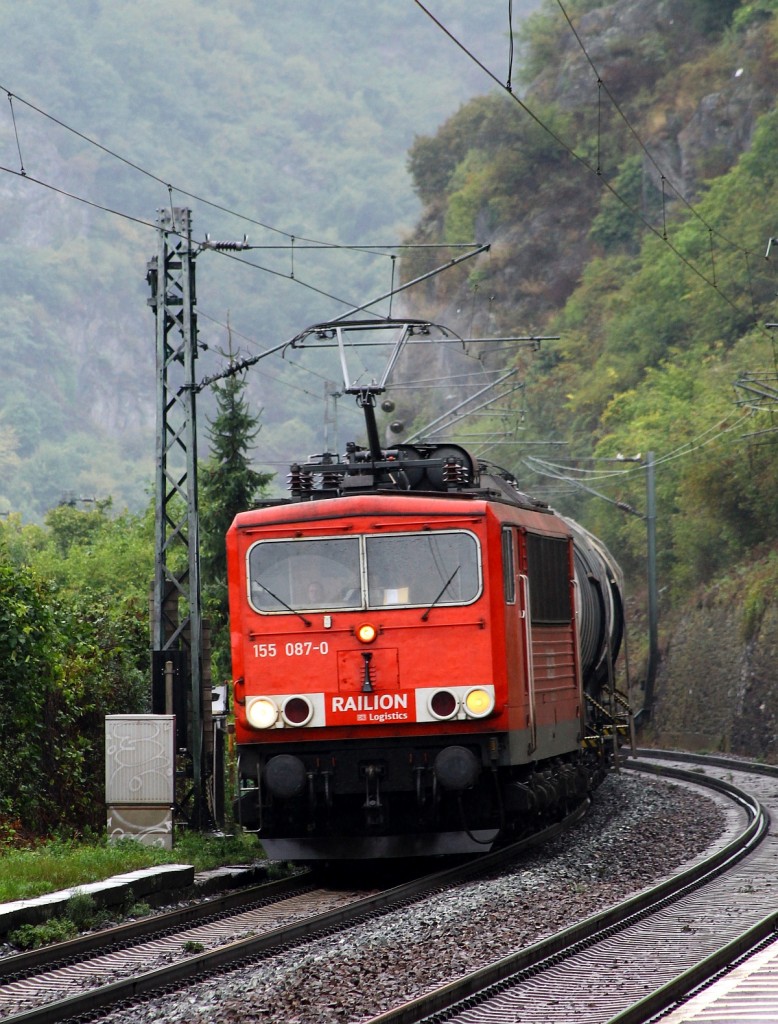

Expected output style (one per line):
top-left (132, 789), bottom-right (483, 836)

top-left (0, 831), bottom-right (262, 904)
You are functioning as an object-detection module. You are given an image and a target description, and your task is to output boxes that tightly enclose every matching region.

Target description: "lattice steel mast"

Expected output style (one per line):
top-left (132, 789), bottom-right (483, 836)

top-left (147, 207), bottom-right (206, 828)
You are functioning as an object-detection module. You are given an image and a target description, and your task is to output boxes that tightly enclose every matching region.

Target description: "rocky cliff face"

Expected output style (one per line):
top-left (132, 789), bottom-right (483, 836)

top-left (395, 1), bottom-right (778, 762)
top-left (402, 0), bottom-right (774, 347)
top-left (647, 583), bottom-right (778, 762)
top-left (531, 0), bottom-right (774, 202)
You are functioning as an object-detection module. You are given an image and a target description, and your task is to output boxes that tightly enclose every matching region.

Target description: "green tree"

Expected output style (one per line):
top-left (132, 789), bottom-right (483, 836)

top-left (0, 507), bottom-right (152, 836)
top-left (0, 555), bottom-right (58, 833)
top-left (199, 366), bottom-right (273, 679)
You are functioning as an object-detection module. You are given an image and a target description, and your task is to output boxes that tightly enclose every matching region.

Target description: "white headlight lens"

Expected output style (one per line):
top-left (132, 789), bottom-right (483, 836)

top-left (246, 697), bottom-right (279, 729)
top-left (464, 687), bottom-right (494, 718)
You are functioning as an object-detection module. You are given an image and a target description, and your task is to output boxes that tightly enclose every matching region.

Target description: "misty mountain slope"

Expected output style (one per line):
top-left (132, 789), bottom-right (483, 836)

top-left (0, 0), bottom-right (539, 518)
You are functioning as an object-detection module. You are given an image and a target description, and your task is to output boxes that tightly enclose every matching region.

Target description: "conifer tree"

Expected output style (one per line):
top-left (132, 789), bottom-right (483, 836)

top-left (199, 357), bottom-right (272, 678)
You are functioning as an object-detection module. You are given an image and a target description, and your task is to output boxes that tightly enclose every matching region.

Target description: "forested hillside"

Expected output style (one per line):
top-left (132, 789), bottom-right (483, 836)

top-left (3, 0), bottom-right (778, 832)
top-left (0, 0), bottom-right (539, 519)
top-left (395, 0), bottom-right (778, 612)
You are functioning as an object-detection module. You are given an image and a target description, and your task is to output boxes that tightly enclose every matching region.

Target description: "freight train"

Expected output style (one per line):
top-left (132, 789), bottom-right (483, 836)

top-left (226, 320), bottom-right (632, 860)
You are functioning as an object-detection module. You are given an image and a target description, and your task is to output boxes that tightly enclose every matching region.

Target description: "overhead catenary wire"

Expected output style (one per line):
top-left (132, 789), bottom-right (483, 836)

top-left (0, 155), bottom-right (471, 324)
top-left (196, 310), bottom-right (328, 397)
top-left (0, 92), bottom-right (491, 418)
top-left (192, 246), bottom-right (490, 392)
top-left (0, 82), bottom-right (483, 266)
top-left (411, 0), bottom-right (773, 341)
top-left (0, 153), bottom-right (397, 327)
top-left (553, 0), bottom-right (756, 260)
top-left (523, 455), bottom-right (642, 515)
top-left (0, 161), bottom-right (160, 232)
top-left (6, 93), bottom-right (25, 175)
top-left (522, 414), bottom-right (753, 505)
top-left (0, 81), bottom-right (486, 349)
top-left (5, 15), bottom-right (770, 357)
top-left (0, 83), bottom-right (396, 257)
top-left (2, 16), bottom-right (771, 470)
top-left (506, 0), bottom-right (515, 93)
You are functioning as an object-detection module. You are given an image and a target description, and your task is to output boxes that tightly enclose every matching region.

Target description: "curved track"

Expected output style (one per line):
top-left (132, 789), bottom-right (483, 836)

top-left (362, 751), bottom-right (776, 1024)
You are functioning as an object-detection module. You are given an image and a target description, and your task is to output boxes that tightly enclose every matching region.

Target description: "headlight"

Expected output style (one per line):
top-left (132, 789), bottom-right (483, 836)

top-left (245, 696), bottom-right (279, 729)
top-left (464, 687), bottom-right (494, 719)
top-left (356, 622), bottom-right (377, 643)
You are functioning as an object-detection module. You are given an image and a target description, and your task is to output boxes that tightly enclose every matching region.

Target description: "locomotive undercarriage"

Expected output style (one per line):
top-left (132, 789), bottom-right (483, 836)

top-left (236, 734), bottom-right (612, 859)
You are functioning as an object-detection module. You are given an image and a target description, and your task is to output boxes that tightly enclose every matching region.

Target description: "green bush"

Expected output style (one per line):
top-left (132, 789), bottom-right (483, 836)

top-left (732, 0), bottom-right (777, 30)
top-left (9, 918), bottom-right (77, 950)
top-left (65, 891), bottom-right (98, 931)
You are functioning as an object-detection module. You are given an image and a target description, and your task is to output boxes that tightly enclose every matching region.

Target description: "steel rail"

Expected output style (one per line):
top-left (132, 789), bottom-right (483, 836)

top-left (605, 909), bottom-right (778, 1024)
top-left (0, 873), bottom-right (312, 982)
top-left (363, 754), bottom-right (767, 1024)
top-left (634, 745), bottom-right (778, 777)
top-left (0, 802), bottom-right (589, 1024)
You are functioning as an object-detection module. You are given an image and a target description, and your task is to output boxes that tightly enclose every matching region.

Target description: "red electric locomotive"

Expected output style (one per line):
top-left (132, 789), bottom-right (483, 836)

top-left (226, 320), bottom-right (631, 859)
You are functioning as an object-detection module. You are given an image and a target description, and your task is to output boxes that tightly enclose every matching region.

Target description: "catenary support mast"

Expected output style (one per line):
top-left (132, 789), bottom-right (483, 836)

top-left (147, 206), bottom-right (206, 828)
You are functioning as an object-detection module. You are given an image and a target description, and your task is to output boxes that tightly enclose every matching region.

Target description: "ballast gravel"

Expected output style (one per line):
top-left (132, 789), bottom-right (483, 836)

top-left (99, 772), bottom-right (729, 1024)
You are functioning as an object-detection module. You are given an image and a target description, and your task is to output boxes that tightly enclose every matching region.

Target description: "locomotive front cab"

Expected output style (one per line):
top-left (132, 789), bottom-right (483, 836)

top-left (224, 320), bottom-right (628, 858)
top-left (227, 484), bottom-right (627, 858)
top-left (227, 497), bottom-right (515, 856)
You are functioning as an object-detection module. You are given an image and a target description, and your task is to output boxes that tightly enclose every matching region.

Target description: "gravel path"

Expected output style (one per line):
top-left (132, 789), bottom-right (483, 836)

top-left (99, 771), bottom-right (731, 1024)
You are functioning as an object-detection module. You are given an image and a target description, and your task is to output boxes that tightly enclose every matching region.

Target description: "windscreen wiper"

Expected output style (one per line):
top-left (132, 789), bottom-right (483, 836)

top-left (254, 582), bottom-right (312, 627)
top-left (421, 565), bottom-right (460, 621)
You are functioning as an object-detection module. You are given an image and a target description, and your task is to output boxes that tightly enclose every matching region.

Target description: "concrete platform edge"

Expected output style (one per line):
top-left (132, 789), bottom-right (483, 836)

top-left (0, 861), bottom-right (271, 936)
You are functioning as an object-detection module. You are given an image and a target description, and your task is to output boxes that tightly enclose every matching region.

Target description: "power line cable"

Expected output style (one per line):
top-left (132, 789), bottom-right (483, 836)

top-left (0, 158), bottom-right (392, 316)
top-left (196, 310), bottom-right (328, 395)
top-left (6, 93), bottom-right (25, 175)
top-left (0, 161), bottom-right (159, 231)
top-left (524, 414), bottom-right (751, 498)
top-left (410, 1), bottom-right (772, 339)
top-left (0, 91), bottom-right (487, 325)
top-left (0, 83), bottom-right (398, 256)
top-left (1, 82), bottom-right (483, 270)
top-left (506, 0), bottom-right (515, 93)
top-left (523, 455), bottom-right (642, 514)
top-left (553, 0), bottom-right (754, 259)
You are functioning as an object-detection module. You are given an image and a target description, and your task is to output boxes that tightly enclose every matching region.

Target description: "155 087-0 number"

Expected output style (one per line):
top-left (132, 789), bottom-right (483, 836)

top-left (253, 641), bottom-right (329, 658)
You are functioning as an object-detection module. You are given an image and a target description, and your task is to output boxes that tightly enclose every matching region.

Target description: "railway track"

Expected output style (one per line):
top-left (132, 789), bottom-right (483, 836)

top-left (362, 751), bottom-right (777, 1024)
top-left (0, 803), bottom-right (587, 1024)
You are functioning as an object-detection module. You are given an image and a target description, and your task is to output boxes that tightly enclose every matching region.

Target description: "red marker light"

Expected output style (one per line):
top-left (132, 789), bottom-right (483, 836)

top-left (430, 689), bottom-right (458, 720)
top-left (282, 696), bottom-right (313, 727)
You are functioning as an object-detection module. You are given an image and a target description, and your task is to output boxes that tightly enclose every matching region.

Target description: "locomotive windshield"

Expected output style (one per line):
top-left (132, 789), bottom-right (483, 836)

top-left (364, 531), bottom-right (479, 606)
top-left (247, 530), bottom-right (480, 612)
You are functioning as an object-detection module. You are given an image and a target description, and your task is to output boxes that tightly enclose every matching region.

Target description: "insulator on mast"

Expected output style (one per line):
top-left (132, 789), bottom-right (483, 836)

top-left (202, 234), bottom-right (250, 251)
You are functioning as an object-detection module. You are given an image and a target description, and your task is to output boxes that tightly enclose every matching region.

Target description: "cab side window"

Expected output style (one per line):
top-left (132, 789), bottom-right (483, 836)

top-left (502, 528), bottom-right (516, 604)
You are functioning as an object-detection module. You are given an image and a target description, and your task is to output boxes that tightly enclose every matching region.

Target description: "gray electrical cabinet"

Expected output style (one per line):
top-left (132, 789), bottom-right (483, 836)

top-left (105, 715), bottom-right (176, 849)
